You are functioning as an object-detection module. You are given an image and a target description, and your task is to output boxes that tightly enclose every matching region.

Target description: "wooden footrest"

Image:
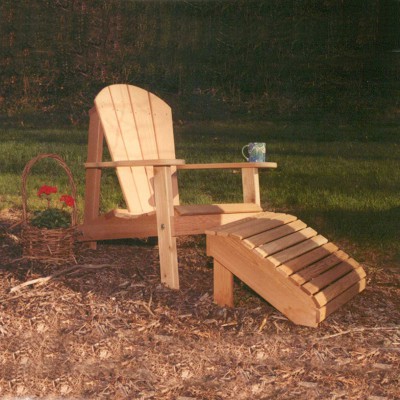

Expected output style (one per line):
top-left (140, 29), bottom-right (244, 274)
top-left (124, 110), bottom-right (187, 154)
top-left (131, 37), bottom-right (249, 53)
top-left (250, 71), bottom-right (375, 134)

top-left (206, 212), bottom-right (366, 327)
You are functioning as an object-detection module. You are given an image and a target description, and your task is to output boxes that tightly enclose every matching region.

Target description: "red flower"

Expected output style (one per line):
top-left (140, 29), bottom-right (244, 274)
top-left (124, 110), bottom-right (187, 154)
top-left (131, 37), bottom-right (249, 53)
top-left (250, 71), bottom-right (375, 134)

top-left (37, 185), bottom-right (58, 197)
top-left (60, 194), bottom-right (75, 207)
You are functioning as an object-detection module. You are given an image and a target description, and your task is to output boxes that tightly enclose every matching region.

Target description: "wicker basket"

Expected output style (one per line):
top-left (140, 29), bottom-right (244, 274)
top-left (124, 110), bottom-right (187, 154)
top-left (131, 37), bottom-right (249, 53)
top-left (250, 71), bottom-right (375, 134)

top-left (21, 154), bottom-right (77, 264)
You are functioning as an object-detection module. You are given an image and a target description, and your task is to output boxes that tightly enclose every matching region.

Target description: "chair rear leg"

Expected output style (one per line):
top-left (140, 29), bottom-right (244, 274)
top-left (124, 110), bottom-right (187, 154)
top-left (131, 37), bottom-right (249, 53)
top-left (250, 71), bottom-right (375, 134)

top-left (83, 109), bottom-right (104, 249)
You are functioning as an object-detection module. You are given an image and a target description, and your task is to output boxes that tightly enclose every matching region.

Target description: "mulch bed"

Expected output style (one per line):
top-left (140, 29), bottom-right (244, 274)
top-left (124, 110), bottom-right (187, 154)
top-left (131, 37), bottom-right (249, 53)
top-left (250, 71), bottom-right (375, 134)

top-left (0, 209), bottom-right (399, 399)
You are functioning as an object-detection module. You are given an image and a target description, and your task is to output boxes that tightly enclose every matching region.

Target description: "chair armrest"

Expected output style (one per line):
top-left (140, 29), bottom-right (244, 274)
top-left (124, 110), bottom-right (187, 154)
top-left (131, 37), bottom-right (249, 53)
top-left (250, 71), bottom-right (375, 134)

top-left (85, 159), bottom-right (186, 168)
top-left (176, 162), bottom-right (277, 170)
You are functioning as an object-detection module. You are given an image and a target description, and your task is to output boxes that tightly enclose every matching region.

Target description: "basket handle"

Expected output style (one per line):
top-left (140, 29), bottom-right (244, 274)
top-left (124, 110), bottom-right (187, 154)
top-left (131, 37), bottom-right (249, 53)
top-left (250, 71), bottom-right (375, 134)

top-left (22, 153), bottom-right (77, 226)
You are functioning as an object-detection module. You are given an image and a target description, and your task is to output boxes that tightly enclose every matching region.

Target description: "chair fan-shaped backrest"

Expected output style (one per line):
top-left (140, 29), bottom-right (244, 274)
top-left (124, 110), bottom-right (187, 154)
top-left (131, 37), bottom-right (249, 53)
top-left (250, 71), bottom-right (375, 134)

top-left (95, 84), bottom-right (179, 215)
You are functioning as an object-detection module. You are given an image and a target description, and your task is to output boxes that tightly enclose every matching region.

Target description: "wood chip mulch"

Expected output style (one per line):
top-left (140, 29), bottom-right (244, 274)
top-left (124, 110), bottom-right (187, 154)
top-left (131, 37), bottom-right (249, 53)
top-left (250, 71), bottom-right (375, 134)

top-left (0, 209), bottom-right (399, 399)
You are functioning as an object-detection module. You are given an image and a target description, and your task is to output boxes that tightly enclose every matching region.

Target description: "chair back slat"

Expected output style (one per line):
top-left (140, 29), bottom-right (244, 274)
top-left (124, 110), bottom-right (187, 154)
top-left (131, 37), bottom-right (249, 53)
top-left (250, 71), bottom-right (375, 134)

top-left (148, 91), bottom-right (180, 205)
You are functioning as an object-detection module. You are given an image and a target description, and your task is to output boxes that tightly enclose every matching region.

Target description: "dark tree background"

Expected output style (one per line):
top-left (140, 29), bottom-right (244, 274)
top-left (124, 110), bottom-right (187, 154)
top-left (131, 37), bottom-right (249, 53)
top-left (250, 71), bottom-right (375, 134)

top-left (0, 0), bottom-right (399, 125)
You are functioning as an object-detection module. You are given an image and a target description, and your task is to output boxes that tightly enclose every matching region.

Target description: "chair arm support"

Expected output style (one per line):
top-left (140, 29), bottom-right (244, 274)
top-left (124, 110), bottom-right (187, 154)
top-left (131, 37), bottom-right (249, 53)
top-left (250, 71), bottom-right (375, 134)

top-left (85, 159), bottom-right (186, 168)
top-left (176, 162), bottom-right (277, 170)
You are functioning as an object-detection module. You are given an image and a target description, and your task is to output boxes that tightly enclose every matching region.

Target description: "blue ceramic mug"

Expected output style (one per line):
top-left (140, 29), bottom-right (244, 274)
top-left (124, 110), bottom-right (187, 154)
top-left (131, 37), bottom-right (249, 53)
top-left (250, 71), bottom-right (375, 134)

top-left (242, 142), bottom-right (266, 162)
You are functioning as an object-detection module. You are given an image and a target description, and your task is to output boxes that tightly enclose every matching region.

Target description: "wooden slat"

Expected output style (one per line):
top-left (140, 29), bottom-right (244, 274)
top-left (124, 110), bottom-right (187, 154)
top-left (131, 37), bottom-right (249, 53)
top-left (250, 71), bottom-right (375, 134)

top-left (288, 250), bottom-right (349, 285)
top-left (179, 212), bottom-right (264, 236)
top-left (256, 227), bottom-right (317, 257)
top-left (148, 92), bottom-right (175, 160)
top-left (103, 209), bottom-right (155, 220)
top-left (317, 278), bottom-right (366, 322)
top-left (313, 268), bottom-right (367, 307)
top-left (243, 220), bottom-right (307, 249)
top-left (205, 216), bottom-right (254, 235)
top-left (223, 213), bottom-right (297, 239)
top-left (149, 91), bottom-right (179, 205)
top-left (127, 85), bottom-right (159, 159)
top-left (80, 212), bottom-right (158, 241)
top-left (85, 159), bottom-right (185, 168)
top-left (227, 218), bottom-right (286, 239)
top-left (175, 203), bottom-right (262, 216)
top-left (177, 162), bottom-right (277, 170)
top-left (207, 211), bottom-right (285, 235)
top-left (277, 242), bottom-right (339, 276)
top-left (204, 212), bottom-right (278, 236)
top-left (104, 209), bottom-right (133, 219)
top-left (127, 85), bottom-right (159, 211)
top-left (265, 235), bottom-right (329, 267)
top-left (302, 259), bottom-right (359, 295)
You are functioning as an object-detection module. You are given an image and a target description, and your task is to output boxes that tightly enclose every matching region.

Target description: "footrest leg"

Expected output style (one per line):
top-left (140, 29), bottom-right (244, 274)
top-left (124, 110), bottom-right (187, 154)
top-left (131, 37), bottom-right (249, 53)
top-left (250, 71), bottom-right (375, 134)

top-left (214, 260), bottom-right (234, 307)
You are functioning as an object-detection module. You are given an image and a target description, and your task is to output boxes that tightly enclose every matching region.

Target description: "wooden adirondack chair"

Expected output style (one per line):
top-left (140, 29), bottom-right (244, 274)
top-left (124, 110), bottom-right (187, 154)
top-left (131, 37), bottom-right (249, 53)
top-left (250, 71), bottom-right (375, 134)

top-left (80, 84), bottom-right (277, 289)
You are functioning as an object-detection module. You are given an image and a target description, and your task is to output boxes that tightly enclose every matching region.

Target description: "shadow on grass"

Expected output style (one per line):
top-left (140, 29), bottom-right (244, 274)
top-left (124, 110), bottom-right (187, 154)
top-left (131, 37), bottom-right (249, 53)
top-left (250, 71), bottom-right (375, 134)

top-left (0, 111), bottom-right (88, 130)
top-left (296, 206), bottom-right (400, 259)
top-left (1, 128), bottom-right (87, 146)
top-left (272, 147), bottom-right (400, 162)
top-left (175, 118), bottom-right (400, 144)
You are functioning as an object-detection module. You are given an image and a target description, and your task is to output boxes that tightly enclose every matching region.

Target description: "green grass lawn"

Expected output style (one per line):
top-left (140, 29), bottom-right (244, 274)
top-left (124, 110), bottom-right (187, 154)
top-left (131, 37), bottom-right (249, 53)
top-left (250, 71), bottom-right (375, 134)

top-left (1, 119), bottom-right (399, 268)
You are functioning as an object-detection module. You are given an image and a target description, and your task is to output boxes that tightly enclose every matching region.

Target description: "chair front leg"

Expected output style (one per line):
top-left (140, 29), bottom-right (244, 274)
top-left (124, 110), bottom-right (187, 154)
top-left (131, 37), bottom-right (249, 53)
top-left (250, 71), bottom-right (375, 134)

top-left (153, 166), bottom-right (179, 289)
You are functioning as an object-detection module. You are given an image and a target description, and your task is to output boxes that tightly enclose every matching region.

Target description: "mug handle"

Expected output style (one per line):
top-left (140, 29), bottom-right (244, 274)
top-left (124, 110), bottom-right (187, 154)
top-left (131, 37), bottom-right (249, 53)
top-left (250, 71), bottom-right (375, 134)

top-left (241, 144), bottom-right (249, 161)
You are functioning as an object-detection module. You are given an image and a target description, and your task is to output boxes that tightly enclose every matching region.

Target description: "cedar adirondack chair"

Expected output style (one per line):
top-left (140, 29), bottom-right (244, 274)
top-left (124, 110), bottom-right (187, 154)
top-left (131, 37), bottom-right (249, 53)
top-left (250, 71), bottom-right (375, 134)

top-left (80, 84), bottom-right (277, 289)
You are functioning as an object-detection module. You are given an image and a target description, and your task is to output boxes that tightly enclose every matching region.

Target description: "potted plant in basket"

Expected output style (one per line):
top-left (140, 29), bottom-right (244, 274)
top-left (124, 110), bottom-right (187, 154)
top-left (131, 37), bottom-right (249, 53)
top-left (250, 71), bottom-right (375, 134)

top-left (31, 185), bottom-right (75, 229)
top-left (21, 153), bottom-right (78, 264)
